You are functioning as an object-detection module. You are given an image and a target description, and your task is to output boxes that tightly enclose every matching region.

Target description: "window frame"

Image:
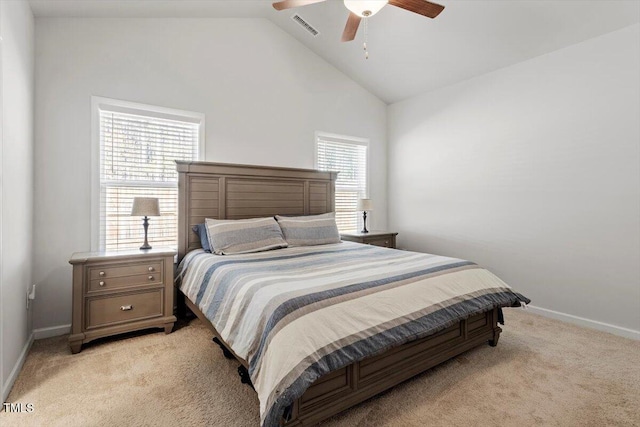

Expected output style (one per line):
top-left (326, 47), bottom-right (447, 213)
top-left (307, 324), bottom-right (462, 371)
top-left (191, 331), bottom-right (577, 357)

top-left (314, 131), bottom-right (370, 232)
top-left (91, 96), bottom-right (205, 251)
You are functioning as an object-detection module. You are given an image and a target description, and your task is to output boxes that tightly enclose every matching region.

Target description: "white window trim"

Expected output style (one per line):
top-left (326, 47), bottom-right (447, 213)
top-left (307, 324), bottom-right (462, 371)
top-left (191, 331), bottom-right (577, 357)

top-left (314, 131), bottom-right (371, 231)
top-left (90, 96), bottom-right (205, 250)
top-left (314, 131), bottom-right (370, 191)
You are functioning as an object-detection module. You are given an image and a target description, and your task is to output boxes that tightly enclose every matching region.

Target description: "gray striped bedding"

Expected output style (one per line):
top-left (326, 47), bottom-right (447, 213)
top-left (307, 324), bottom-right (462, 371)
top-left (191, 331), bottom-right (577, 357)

top-left (177, 242), bottom-right (529, 427)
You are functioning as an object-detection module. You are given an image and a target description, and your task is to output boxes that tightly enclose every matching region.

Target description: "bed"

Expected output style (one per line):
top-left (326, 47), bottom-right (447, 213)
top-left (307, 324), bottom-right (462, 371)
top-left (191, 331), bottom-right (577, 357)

top-left (175, 161), bottom-right (529, 426)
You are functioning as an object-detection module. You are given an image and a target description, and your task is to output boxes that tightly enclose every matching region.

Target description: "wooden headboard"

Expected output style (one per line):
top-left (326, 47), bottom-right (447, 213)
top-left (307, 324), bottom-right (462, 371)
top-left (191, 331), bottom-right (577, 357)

top-left (176, 161), bottom-right (338, 262)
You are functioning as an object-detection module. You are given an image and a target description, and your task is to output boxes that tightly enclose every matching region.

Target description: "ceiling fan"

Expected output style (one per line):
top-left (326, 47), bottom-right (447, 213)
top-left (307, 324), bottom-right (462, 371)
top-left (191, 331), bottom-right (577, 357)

top-left (272, 0), bottom-right (445, 42)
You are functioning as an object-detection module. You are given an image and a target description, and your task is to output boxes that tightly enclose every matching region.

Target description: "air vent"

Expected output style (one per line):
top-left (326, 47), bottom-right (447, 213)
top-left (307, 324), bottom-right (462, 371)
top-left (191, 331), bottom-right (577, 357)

top-left (291, 14), bottom-right (320, 37)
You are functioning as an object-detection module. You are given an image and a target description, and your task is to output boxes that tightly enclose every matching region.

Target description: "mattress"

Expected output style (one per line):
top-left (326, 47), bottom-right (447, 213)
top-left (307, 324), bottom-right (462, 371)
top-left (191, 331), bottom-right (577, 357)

top-left (176, 241), bottom-right (529, 427)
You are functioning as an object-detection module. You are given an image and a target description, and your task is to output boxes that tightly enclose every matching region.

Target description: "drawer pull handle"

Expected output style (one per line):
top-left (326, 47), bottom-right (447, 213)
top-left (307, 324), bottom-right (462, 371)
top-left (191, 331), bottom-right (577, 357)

top-left (384, 241), bottom-right (389, 245)
top-left (99, 281), bottom-right (105, 287)
top-left (99, 271), bottom-right (105, 277)
top-left (120, 305), bottom-right (134, 311)
top-left (148, 275), bottom-right (154, 280)
top-left (148, 266), bottom-right (154, 272)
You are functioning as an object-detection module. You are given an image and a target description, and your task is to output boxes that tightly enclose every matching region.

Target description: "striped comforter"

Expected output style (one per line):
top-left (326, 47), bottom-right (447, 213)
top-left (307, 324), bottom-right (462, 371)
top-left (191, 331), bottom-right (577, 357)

top-left (177, 242), bottom-right (529, 427)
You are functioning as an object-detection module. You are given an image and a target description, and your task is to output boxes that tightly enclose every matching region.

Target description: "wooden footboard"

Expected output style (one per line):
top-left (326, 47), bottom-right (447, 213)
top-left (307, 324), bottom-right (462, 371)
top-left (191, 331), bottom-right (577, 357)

top-left (286, 308), bottom-right (500, 426)
top-left (181, 294), bottom-right (500, 426)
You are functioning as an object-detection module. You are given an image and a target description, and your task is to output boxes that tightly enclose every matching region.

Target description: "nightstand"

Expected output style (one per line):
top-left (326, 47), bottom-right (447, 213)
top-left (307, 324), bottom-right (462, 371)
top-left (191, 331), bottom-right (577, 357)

top-left (68, 248), bottom-right (177, 354)
top-left (341, 231), bottom-right (398, 249)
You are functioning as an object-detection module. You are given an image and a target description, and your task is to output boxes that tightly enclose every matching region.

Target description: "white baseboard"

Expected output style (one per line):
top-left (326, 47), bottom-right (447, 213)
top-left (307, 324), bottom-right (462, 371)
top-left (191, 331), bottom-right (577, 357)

top-left (33, 324), bottom-right (71, 340)
top-left (2, 333), bottom-right (34, 403)
top-left (526, 305), bottom-right (639, 340)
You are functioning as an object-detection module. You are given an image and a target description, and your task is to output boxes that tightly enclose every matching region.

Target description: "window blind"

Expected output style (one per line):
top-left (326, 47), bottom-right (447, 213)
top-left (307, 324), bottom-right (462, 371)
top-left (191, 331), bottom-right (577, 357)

top-left (99, 109), bottom-right (199, 251)
top-left (316, 135), bottom-right (368, 232)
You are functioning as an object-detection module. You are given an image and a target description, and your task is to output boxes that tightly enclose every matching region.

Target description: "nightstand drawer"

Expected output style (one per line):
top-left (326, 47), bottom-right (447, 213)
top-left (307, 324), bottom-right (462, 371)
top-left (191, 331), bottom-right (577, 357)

top-left (85, 289), bottom-right (164, 329)
top-left (89, 261), bottom-right (163, 281)
top-left (366, 238), bottom-right (392, 248)
top-left (88, 273), bottom-right (163, 293)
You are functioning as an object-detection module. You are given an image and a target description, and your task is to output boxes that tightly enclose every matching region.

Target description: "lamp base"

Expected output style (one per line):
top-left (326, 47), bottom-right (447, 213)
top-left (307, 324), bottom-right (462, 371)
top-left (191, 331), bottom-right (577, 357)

top-left (361, 211), bottom-right (369, 233)
top-left (140, 216), bottom-right (152, 250)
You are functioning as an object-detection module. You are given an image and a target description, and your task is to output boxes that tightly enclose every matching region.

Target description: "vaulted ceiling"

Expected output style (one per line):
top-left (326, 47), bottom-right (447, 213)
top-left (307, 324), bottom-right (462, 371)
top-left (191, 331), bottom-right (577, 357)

top-left (29, 0), bottom-right (640, 103)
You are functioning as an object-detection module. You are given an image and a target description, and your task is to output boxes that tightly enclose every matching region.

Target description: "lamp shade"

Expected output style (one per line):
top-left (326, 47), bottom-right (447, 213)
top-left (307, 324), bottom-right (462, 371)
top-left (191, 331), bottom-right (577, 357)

top-left (344, 0), bottom-right (388, 17)
top-left (131, 197), bottom-right (160, 217)
top-left (357, 198), bottom-right (373, 211)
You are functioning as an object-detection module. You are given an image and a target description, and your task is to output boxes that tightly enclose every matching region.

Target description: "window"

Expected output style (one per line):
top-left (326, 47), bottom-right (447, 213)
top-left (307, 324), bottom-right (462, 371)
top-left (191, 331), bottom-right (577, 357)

top-left (92, 98), bottom-right (204, 251)
top-left (315, 132), bottom-right (368, 232)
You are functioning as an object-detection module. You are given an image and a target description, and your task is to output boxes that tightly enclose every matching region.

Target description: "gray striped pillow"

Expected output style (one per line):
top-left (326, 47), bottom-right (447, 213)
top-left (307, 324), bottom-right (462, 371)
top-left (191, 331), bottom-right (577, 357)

top-left (205, 217), bottom-right (288, 255)
top-left (275, 213), bottom-right (341, 246)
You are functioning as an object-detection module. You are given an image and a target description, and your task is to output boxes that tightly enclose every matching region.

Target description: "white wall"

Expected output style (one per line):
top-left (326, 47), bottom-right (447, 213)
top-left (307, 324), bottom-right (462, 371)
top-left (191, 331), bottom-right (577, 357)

top-left (1, 0), bottom-right (35, 401)
top-left (388, 24), bottom-right (640, 335)
top-left (33, 18), bottom-right (387, 331)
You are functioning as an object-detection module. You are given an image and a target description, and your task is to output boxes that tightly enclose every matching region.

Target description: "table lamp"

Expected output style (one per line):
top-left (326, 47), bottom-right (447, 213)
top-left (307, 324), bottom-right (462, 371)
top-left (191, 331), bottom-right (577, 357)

top-left (357, 198), bottom-right (373, 233)
top-left (131, 197), bottom-right (160, 250)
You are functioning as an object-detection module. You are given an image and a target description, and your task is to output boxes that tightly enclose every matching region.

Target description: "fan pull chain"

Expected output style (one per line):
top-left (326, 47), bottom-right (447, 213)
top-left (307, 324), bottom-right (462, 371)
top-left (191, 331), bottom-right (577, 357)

top-left (363, 17), bottom-right (369, 59)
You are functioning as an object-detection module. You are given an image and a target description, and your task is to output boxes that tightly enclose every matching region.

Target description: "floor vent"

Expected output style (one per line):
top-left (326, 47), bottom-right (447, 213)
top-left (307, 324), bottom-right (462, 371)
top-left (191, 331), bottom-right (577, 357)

top-left (292, 14), bottom-right (320, 37)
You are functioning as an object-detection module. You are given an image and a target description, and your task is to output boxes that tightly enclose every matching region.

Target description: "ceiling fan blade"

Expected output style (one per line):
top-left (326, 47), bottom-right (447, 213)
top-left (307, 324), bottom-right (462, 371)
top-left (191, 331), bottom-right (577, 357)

top-left (272, 0), bottom-right (326, 11)
top-left (341, 12), bottom-right (362, 42)
top-left (388, 0), bottom-right (445, 18)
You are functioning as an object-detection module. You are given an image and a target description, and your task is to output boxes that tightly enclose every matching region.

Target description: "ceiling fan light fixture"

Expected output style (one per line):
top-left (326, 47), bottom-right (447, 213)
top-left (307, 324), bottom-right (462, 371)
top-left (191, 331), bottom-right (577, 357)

top-left (343, 0), bottom-right (388, 17)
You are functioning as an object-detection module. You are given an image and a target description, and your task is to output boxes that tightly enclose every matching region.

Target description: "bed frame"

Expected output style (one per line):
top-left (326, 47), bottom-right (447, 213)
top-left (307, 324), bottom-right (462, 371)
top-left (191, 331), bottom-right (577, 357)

top-left (176, 161), bottom-right (502, 426)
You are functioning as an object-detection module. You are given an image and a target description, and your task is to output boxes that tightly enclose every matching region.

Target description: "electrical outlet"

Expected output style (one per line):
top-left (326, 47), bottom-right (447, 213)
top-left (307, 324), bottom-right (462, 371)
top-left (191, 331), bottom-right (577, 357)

top-left (26, 284), bottom-right (36, 310)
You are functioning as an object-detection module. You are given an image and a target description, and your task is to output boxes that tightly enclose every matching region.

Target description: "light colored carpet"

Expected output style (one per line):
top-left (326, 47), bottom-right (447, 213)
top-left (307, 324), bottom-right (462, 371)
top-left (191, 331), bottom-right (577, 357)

top-left (2, 310), bottom-right (639, 427)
